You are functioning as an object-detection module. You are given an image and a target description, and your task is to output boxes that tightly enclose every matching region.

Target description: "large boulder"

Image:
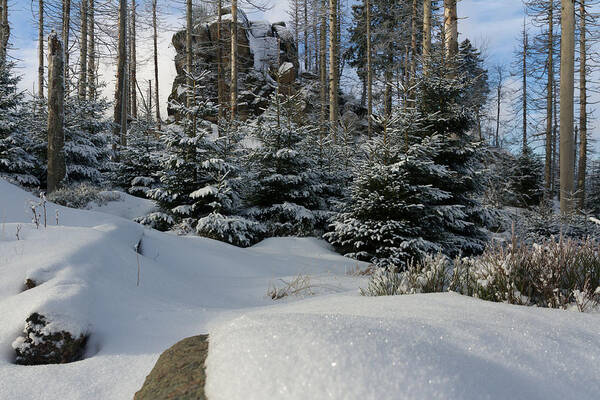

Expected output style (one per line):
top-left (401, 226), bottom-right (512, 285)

top-left (134, 335), bottom-right (209, 400)
top-left (168, 9), bottom-right (299, 121)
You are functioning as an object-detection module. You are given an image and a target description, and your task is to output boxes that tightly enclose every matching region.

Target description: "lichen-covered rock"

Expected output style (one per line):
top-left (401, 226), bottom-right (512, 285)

top-left (12, 313), bottom-right (88, 365)
top-left (168, 8), bottom-right (298, 121)
top-left (134, 335), bottom-right (209, 400)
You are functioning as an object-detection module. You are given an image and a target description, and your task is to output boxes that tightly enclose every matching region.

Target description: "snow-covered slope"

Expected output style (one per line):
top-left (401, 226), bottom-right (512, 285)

top-left (206, 293), bottom-right (600, 400)
top-left (0, 179), bottom-right (363, 399)
top-left (1, 178), bottom-right (599, 400)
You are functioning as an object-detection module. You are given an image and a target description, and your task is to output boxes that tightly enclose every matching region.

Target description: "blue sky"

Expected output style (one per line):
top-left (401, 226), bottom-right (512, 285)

top-left (4, 0), bottom-right (598, 153)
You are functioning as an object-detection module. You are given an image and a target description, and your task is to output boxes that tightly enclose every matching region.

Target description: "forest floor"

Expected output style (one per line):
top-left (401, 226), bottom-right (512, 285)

top-left (1, 178), bottom-right (599, 400)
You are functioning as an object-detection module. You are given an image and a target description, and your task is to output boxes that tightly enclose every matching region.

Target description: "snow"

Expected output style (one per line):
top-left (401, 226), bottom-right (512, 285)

top-left (1, 177), bottom-right (600, 399)
top-left (206, 293), bottom-right (600, 400)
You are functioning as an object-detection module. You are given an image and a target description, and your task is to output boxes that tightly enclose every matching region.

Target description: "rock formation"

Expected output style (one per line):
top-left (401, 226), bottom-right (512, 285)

top-left (168, 7), bottom-right (299, 121)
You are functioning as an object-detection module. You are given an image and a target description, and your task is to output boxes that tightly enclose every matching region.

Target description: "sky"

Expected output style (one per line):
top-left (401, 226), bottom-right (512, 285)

top-left (4, 0), bottom-right (597, 154)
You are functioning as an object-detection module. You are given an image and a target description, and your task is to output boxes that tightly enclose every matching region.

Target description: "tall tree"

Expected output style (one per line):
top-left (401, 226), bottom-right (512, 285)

top-left (151, 0), bottom-right (161, 129)
top-left (577, 0), bottom-right (588, 209)
top-left (319, 0), bottom-right (327, 138)
top-left (0, 0), bottom-right (8, 61)
top-left (329, 0), bottom-right (338, 140)
top-left (366, 0), bottom-right (372, 138)
top-left (217, 0), bottom-right (224, 121)
top-left (38, 0), bottom-right (44, 99)
top-left (422, 0), bottom-right (431, 75)
top-left (560, 0), bottom-right (575, 213)
top-left (47, 32), bottom-right (65, 193)
top-left (88, 0), bottom-right (96, 100)
top-left (130, 0), bottom-right (137, 119)
top-left (444, 0), bottom-right (458, 64)
top-left (230, 0), bottom-right (238, 120)
top-left (114, 0), bottom-right (128, 152)
top-left (186, 0), bottom-right (193, 109)
top-left (78, 0), bottom-right (88, 100)
top-left (62, 0), bottom-right (71, 95)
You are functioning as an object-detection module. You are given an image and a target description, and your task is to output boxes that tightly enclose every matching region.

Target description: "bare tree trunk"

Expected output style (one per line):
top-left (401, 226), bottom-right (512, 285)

top-left (186, 0), bottom-right (193, 108)
top-left (152, 0), bottom-right (161, 129)
top-left (560, 0), bottom-right (575, 213)
top-left (130, 0), bottom-right (137, 119)
top-left (62, 0), bottom-right (71, 95)
top-left (577, 0), bottom-right (587, 209)
top-left (444, 0), bottom-right (458, 65)
top-left (410, 0), bottom-right (417, 87)
top-left (366, 0), bottom-right (372, 138)
top-left (304, 0), bottom-right (309, 71)
top-left (329, 0), bottom-right (338, 141)
top-left (545, 4), bottom-right (554, 192)
top-left (78, 0), bottom-right (87, 100)
top-left (230, 0), bottom-right (238, 120)
top-left (38, 0), bottom-right (44, 98)
top-left (88, 0), bottom-right (96, 100)
top-left (522, 20), bottom-right (528, 152)
top-left (113, 0), bottom-right (128, 154)
top-left (0, 0), bottom-right (8, 61)
top-left (312, 0), bottom-right (318, 73)
top-left (319, 0), bottom-right (327, 139)
top-left (47, 33), bottom-right (65, 193)
top-left (217, 0), bottom-right (224, 121)
top-left (422, 0), bottom-right (431, 75)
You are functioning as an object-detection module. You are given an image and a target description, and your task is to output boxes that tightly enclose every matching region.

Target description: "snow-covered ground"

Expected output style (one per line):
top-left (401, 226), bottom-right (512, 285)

top-left (1, 178), bottom-right (599, 399)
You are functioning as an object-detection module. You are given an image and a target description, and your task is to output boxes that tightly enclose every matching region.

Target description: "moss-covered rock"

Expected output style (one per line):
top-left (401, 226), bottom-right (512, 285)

top-left (134, 334), bottom-right (209, 400)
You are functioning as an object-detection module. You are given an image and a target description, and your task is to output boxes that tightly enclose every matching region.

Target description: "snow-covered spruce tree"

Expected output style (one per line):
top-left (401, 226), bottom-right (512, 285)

top-left (109, 119), bottom-right (162, 198)
top-left (244, 92), bottom-right (330, 237)
top-left (0, 59), bottom-right (39, 186)
top-left (508, 147), bottom-right (544, 208)
top-left (588, 160), bottom-right (600, 216)
top-left (326, 62), bottom-right (488, 268)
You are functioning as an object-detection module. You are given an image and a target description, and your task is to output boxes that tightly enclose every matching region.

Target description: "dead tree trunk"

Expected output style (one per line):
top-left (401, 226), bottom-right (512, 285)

top-left (522, 21), bottom-right (528, 152)
top-left (577, 0), bottom-right (587, 209)
top-left (152, 0), bottom-right (161, 129)
top-left (410, 0), bottom-right (417, 87)
top-left (422, 0), bottom-right (431, 75)
top-left (559, 0), bottom-right (575, 213)
top-left (130, 0), bottom-right (137, 119)
top-left (366, 0), bottom-right (372, 138)
top-left (328, 0), bottom-right (338, 141)
top-left (217, 0), bottom-right (224, 121)
top-left (47, 32), bottom-right (65, 193)
top-left (62, 0), bottom-right (71, 95)
top-left (113, 0), bottom-right (128, 154)
top-left (186, 0), bottom-right (193, 108)
top-left (78, 0), bottom-right (87, 100)
top-left (545, 4), bottom-right (554, 193)
top-left (319, 0), bottom-right (327, 139)
top-left (230, 0), bottom-right (238, 120)
top-left (38, 0), bottom-right (44, 98)
top-left (88, 0), bottom-right (96, 100)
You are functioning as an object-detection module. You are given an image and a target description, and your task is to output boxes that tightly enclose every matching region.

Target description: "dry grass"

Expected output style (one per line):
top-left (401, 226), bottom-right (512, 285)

top-left (267, 274), bottom-right (314, 300)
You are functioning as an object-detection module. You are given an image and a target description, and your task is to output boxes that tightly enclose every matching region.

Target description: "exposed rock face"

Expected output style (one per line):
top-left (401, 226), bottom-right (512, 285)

top-left (134, 335), bottom-right (209, 400)
top-left (12, 313), bottom-right (88, 365)
top-left (168, 8), bottom-right (299, 121)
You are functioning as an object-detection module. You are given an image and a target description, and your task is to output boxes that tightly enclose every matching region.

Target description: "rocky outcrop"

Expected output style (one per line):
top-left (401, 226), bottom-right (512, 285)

top-left (168, 8), bottom-right (299, 121)
top-left (13, 313), bottom-right (88, 365)
top-left (134, 335), bottom-right (209, 400)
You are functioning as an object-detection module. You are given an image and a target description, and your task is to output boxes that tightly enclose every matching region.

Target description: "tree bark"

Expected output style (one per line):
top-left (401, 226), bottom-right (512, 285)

top-left (329, 0), bottom-right (338, 141)
top-left (230, 0), bottom-right (238, 120)
top-left (410, 0), bottom-right (417, 88)
top-left (422, 0), bottom-right (431, 75)
top-left (38, 0), bottom-right (44, 98)
top-left (47, 33), bottom-right (65, 193)
top-left (88, 0), bottom-right (96, 100)
top-left (113, 0), bottom-right (128, 153)
top-left (559, 0), bottom-right (575, 213)
top-left (186, 0), bottom-right (193, 108)
top-left (78, 0), bottom-right (87, 100)
top-left (0, 0), bottom-right (8, 61)
top-left (444, 0), bottom-right (458, 65)
top-left (62, 0), bottom-right (71, 95)
top-left (522, 20), bottom-right (528, 152)
top-left (152, 0), bottom-right (161, 129)
top-left (366, 0), bottom-right (372, 138)
top-left (577, 0), bottom-right (587, 209)
top-left (304, 0), bottom-right (309, 71)
top-left (545, 4), bottom-right (554, 192)
top-left (319, 0), bottom-right (327, 139)
top-left (130, 0), bottom-right (137, 119)
top-left (217, 0), bottom-right (224, 121)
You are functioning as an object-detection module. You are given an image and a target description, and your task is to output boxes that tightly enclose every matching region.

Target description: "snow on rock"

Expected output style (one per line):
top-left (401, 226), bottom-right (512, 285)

top-left (206, 293), bottom-right (600, 400)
